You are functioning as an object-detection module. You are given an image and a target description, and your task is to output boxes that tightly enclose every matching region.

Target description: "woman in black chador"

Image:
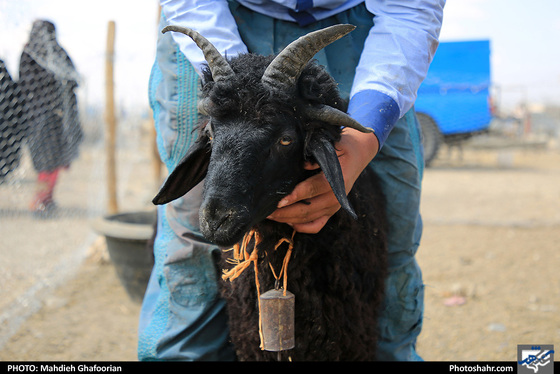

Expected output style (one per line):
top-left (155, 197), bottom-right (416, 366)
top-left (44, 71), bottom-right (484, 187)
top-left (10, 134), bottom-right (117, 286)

top-left (0, 59), bottom-right (25, 181)
top-left (19, 19), bottom-right (83, 214)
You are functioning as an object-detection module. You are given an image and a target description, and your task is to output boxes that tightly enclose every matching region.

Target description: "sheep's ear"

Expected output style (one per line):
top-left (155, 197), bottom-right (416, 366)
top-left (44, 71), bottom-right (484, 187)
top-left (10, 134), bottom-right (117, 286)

top-left (308, 135), bottom-right (358, 220)
top-left (152, 137), bottom-right (211, 205)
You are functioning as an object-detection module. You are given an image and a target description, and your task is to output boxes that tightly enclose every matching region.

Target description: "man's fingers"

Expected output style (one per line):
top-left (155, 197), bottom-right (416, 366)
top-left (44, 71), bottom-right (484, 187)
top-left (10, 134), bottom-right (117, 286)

top-left (269, 192), bottom-right (340, 224)
top-left (269, 129), bottom-right (379, 234)
top-left (303, 160), bottom-right (320, 170)
top-left (291, 216), bottom-right (331, 234)
top-left (277, 172), bottom-right (331, 208)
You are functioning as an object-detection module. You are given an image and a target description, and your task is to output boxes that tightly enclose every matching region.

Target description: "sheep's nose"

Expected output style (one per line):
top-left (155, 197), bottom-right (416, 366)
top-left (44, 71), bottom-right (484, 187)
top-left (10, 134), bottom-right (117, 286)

top-left (199, 198), bottom-right (250, 247)
top-left (202, 203), bottom-right (233, 232)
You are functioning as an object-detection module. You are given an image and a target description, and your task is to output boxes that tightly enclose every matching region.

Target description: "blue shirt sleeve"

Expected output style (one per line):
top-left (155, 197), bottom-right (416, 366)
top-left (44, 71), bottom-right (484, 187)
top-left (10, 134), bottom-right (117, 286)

top-left (347, 90), bottom-right (400, 149)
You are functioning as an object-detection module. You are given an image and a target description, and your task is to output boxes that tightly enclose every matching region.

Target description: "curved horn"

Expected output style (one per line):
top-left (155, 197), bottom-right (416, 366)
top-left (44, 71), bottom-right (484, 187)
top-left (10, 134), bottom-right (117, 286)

top-left (262, 24), bottom-right (356, 92)
top-left (197, 97), bottom-right (213, 116)
top-left (303, 104), bottom-right (374, 133)
top-left (162, 25), bottom-right (235, 83)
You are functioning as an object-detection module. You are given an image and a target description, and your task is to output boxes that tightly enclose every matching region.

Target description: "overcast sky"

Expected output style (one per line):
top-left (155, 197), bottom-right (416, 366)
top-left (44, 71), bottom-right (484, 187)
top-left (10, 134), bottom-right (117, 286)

top-left (1, 0), bottom-right (559, 112)
top-left (439, 0), bottom-right (560, 109)
top-left (0, 0), bottom-right (159, 112)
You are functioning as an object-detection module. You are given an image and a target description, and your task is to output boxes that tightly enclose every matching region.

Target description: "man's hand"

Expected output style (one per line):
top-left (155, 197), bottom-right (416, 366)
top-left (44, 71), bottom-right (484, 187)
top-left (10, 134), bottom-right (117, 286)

top-left (267, 128), bottom-right (379, 233)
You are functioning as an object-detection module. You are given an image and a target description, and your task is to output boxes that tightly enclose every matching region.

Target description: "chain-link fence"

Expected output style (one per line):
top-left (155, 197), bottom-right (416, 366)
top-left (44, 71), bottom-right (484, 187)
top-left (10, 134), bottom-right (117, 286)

top-left (0, 60), bottom-right (25, 182)
top-left (0, 16), bottom-right (158, 353)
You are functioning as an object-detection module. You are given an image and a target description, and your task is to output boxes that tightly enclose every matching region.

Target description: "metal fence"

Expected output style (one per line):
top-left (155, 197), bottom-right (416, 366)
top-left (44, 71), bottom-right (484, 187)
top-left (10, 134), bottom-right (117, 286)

top-left (0, 20), bottom-right (158, 350)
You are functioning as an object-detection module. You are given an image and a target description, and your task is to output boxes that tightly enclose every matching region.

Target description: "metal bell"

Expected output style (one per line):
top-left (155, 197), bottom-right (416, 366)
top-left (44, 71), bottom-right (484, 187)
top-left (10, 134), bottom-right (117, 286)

top-left (259, 288), bottom-right (295, 351)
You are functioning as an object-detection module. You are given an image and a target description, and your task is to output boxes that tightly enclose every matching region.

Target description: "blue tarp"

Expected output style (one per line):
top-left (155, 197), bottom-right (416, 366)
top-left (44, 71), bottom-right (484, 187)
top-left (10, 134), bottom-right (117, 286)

top-left (415, 40), bottom-right (492, 135)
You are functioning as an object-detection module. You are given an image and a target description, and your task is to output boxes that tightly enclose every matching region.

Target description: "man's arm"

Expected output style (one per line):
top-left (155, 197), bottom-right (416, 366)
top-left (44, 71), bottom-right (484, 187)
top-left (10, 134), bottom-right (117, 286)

top-left (160, 0), bottom-right (248, 74)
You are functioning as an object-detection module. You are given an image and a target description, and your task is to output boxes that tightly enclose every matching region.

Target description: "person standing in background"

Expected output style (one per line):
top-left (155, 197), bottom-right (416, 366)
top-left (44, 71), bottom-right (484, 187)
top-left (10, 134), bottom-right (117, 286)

top-left (18, 19), bottom-right (83, 216)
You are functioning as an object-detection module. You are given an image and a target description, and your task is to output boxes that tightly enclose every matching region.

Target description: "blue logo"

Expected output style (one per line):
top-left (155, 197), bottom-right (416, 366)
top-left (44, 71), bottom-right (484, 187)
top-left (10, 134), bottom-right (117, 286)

top-left (518, 345), bottom-right (554, 374)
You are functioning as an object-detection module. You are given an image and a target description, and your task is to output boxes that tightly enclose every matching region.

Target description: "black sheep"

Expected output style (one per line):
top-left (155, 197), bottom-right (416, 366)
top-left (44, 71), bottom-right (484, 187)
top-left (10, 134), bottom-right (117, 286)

top-left (153, 25), bottom-right (388, 361)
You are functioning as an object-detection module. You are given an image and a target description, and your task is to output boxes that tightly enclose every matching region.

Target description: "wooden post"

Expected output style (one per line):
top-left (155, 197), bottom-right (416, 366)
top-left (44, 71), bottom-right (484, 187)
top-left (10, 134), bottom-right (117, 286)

top-left (105, 20), bottom-right (118, 214)
top-left (151, 121), bottom-right (162, 188)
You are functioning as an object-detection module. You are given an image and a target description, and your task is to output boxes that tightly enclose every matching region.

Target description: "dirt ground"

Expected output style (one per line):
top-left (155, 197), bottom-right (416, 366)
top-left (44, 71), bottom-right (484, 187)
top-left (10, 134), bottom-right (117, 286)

top-left (0, 248), bottom-right (141, 361)
top-left (417, 143), bottom-right (560, 361)
top-left (1, 139), bottom-right (559, 362)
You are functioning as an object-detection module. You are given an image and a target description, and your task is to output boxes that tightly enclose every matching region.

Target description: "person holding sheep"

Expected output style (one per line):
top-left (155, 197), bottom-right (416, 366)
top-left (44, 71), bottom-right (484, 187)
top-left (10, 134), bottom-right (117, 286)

top-left (138, 0), bottom-right (445, 361)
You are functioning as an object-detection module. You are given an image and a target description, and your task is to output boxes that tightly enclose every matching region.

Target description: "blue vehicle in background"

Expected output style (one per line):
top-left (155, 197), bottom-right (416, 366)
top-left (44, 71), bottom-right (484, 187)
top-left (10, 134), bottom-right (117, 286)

top-left (415, 40), bottom-right (493, 165)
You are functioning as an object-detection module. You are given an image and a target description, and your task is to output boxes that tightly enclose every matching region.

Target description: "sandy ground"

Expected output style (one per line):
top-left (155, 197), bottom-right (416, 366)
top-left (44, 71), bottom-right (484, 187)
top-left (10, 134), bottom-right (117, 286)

top-left (0, 251), bottom-right (141, 361)
top-left (1, 137), bottom-right (559, 362)
top-left (417, 143), bottom-right (560, 361)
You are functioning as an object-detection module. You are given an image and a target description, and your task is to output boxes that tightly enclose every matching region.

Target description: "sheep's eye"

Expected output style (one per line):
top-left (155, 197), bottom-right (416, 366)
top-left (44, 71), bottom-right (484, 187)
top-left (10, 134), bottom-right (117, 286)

top-left (279, 136), bottom-right (293, 146)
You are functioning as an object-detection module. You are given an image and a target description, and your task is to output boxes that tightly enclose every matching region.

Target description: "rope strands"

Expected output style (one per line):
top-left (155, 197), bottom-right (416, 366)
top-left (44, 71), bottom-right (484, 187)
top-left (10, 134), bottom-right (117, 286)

top-left (222, 229), bottom-right (296, 352)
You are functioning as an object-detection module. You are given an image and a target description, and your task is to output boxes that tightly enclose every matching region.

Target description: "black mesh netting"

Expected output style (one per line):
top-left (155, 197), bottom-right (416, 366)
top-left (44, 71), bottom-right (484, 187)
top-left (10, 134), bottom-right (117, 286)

top-left (0, 17), bottom-right (157, 353)
top-left (0, 59), bottom-right (25, 180)
top-left (1, 20), bottom-right (82, 212)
